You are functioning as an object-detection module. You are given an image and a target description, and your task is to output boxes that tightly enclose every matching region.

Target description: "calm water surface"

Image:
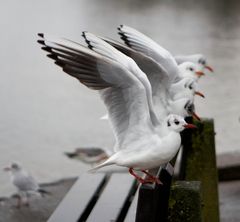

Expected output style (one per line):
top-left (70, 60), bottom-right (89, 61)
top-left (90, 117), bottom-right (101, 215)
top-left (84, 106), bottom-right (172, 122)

top-left (0, 0), bottom-right (240, 195)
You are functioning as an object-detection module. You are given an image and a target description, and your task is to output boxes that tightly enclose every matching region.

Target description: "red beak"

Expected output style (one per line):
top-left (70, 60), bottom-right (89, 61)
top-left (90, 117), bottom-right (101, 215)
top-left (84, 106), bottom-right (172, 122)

top-left (205, 65), bottom-right (214, 72)
top-left (192, 112), bottom-right (201, 121)
top-left (184, 124), bottom-right (197, 129)
top-left (3, 167), bottom-right (11, 172)
top-left (195, 71), bottom-right (205, 77)
top-left (195, 91), bottom-right (205, 98)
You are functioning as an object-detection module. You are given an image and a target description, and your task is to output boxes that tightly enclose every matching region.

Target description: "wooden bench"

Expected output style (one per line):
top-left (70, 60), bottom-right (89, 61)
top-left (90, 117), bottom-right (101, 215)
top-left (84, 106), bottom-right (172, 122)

top-left (47, 119), bottom-right (219, 222)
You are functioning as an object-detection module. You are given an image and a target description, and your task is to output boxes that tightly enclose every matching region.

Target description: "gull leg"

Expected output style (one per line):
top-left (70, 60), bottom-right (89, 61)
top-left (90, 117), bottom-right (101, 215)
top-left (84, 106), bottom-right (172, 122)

top-left (16, 196), bottom-right (22, 209)
top-left (129, 168), bottom-right (154, 184)
top-left (25, 193), bottom-right (30, 207)
top-left (141, 170), bottom-right (163, 185)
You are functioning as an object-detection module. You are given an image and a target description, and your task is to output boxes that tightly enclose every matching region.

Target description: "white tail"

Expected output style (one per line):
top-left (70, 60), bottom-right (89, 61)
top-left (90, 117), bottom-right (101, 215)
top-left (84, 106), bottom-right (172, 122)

top-left (88, 157), bottom-right (115, 173)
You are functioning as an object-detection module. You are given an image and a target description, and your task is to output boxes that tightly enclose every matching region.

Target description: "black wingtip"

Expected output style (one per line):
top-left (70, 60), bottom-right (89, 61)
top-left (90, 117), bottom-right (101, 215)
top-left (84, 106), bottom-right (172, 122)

top-left (55, 61), bottom-right (64, 68)
top-left (47, 54), bottom-right (57, 60)
top-left (38, 33), bottom-right (44, 38)
top-left (41, 46), bottom-right (52, 53)
top-left (82, 32), bottom-right (93, 50)
top-left (37, 40), bottom-right (45, 45)
top-left (82, 31), bottom-right (87, 38)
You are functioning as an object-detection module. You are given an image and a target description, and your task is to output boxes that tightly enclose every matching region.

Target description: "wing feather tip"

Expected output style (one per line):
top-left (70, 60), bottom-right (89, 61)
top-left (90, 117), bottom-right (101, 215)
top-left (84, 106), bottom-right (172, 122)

top-left (37, 39), bottom-right (45, 46)
top-left (82, 31), bottom-right (93, 50)
top-left (38, 33), bottom-right (44, 38)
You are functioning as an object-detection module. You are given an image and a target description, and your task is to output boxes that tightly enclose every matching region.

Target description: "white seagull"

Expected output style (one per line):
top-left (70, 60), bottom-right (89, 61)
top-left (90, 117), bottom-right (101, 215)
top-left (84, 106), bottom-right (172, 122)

top-left (174, 54), bottom-right (214, 73)
top-left (96, 27), bottom-right (202, 122)
top-left (3, 162), bottom-right (50, 208)
top-left (38, 33), bottom-right (196, 184)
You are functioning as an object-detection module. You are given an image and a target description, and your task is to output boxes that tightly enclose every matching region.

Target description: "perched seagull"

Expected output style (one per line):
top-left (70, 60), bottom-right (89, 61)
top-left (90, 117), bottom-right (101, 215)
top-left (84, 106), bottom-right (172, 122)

top-left (65, 147), bottom-right (111, 166)
top-left (3, 162), bottom-right (50, 208)
top-left (38, 33), bottom-right (196, 184)
top-left (174, 54), bottom-right (214, 73)
top-left (96, 29), bottom-right (202, 122)
top-left (116, 25), bottom-right (204, 120)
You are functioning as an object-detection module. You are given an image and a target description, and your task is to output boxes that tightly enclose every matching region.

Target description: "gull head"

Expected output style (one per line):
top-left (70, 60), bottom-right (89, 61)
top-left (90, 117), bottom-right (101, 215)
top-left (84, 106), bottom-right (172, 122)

top-left (197, 55), bottom-right (214, 73)
top-left (178, 62), bottom-right (204, 80)
top-left (169, 98), bottom-right (201, 121)
top-left (166, 114), bottom-right (197, 132)
top-left (182, 79), bottom-right (205, 98)
top-left (3, 162), bottom-right (22, 173)
top-left (170, 78), bottom-right (200, 100)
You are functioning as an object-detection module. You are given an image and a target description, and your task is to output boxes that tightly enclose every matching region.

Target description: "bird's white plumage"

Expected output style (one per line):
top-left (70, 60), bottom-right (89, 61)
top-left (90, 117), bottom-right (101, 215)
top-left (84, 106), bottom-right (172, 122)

top-left (38, 33), bottom-right (189, 174)
top-left (118, 25), bottom-right (180, 84)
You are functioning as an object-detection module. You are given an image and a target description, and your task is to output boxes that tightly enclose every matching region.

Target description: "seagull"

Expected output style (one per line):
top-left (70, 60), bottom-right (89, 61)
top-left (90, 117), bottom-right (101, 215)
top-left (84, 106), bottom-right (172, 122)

top-left (65, 147), bottom-right (111, 166)
top-left (94, 28), bottom-right (202, 122)
top-left (3, 162), bottom-right (50, 208)
top-left (37, 33), bottom-right (197, 184)
top-left (174, 54), bottom-right (214, 73)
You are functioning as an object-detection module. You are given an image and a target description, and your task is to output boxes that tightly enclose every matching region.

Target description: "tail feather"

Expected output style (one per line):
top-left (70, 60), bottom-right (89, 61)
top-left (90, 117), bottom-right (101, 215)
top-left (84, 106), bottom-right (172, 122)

top-left (88, 157), bottom-right (115, 173)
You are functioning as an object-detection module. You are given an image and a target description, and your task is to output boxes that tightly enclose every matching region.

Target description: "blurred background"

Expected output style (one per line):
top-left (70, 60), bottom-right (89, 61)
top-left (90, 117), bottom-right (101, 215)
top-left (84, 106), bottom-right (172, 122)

top-left (0, 0), bottom-right (239, 196)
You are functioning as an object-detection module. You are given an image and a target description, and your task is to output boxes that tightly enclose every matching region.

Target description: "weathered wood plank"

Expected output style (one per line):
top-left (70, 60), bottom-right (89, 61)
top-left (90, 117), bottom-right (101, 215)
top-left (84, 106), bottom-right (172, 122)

top-left (86, 173), bottom-right (136, 222)
top-left (168, 181), bottom-right (202, 222)
top-left (124, 186), bottom-right (139, 222)
top-left (47, 173), bottom-right (106, 222)
top-left (180, 118), bottom-right (220, 222)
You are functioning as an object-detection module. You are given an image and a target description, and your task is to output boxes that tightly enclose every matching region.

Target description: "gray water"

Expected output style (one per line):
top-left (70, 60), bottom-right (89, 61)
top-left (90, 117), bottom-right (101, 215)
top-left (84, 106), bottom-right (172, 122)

top-left (0, 0), bottom-right (240, 196)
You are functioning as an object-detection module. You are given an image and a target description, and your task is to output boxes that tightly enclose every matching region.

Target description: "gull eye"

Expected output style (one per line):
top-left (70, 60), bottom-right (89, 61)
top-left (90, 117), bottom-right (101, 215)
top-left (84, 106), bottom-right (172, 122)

top-left (167, 120), bottom-right (171, 127)
top-left (189, 83), bottom-right (193, 90)
top-left (174, 120), bottom-right (180, 125)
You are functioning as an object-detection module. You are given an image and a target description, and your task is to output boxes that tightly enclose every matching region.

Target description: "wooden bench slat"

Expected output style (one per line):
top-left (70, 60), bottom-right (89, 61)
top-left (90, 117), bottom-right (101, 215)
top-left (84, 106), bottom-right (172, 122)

top-left (124, 186), bottom-right (139, 222)
top-left (47, 173), bottom-right (106, 222)
top-left (86, 173), bottom-right (136, 222)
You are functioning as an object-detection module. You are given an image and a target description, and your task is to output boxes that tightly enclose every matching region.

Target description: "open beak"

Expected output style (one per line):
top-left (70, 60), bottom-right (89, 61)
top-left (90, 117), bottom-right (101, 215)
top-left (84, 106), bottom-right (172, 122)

top-left (3, 167), bottom-right (11, 172)
top-left (195, 91), bottom-right (205, 98)
top-left (205, 65), bottom-right (214, 72)
top-left (184, 124), bottom-right (197, 129)
top-left (192, 112), bottom-right (201, 121)
top-left (195, 71), bottom-right (205, 77)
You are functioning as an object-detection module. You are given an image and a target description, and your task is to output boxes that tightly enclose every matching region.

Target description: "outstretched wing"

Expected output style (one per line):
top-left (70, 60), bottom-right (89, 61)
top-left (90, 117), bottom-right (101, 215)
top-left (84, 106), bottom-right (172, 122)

top-left (99, 36), bottom-right (170, 121)
top-left (38, 34), bottom-right (153, 149)
top-left (82, 32), bottom-right (160, 126)
top-left (118, 25), bottom-right (180, 84)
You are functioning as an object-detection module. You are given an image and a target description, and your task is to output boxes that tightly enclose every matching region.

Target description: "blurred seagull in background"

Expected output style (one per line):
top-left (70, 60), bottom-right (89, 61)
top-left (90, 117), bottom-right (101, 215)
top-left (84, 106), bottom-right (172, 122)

top-left (65, 147), bottom-right (111, 166)
top-left (3, 162), bottom-right (50, 208)
top-left (38, 33), bottom-right (197, 184)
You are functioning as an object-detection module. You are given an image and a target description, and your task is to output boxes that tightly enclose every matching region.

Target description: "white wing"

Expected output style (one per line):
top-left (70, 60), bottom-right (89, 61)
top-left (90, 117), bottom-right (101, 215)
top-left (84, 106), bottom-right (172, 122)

top-left (82, 32), bottom-right (160, 126)
top-left (118, 25), bottom-right (180, 84)
top-left (38, 34), bottom-right (153, 150)
top-left (99, 36), bottom-right (170, 121)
